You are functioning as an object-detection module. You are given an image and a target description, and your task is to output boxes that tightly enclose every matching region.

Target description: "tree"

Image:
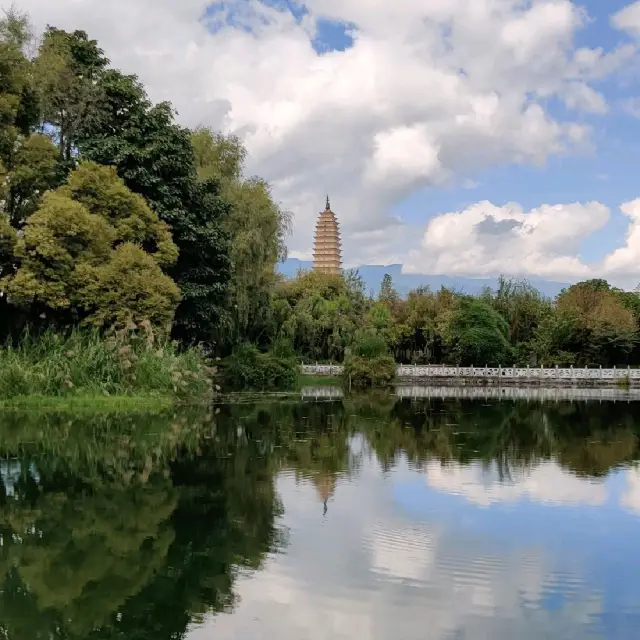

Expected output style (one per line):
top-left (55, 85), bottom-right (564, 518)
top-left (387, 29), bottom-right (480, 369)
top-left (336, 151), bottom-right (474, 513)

top-left (0, 213), bottom-right (16, 276)
top-left (34, 27), bottom-right (108, 162)
top-left (5, 162), bottom-right (180, 330)
top-left (58, 161), bottom-right (178, 267)
top-left (191, 127), bottom-right (290, 350)
top-left (0, 12), bottom-right (58, 228)
top-left (191, 126), bottom-right (245, 182)
top-left (76, 243), bottom-right (180, 329)
top-left (546, 281), bottom-right (638, 366)
top-left (76, 71), bottom-right (231, 347)
top-left (379, 273), bottom-right (399, 305)
top-left (443, 297), bottom-right (512, 366)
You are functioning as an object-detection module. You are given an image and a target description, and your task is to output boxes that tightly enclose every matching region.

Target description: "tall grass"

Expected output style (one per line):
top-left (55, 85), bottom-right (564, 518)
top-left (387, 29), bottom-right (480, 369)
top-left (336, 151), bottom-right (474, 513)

top-left (0, 326), bottom-right (216, 402)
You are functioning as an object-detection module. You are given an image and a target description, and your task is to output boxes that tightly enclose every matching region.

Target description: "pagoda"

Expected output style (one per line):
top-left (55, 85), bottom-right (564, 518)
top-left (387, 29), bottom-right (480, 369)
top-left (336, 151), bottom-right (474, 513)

top-left (312, 196), bottom-right (342, 275)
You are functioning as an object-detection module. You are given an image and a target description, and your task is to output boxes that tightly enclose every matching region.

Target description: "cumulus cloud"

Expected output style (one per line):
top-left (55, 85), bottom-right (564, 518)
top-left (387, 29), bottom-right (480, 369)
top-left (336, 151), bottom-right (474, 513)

top-left (612, 1), bottom-right (640, 37)
top-left (11, 0), bottom-right (636, 270)
top-left (403, 196), bottom-right (640, 285)
top-left (405, 200), bottom-right (610, 280)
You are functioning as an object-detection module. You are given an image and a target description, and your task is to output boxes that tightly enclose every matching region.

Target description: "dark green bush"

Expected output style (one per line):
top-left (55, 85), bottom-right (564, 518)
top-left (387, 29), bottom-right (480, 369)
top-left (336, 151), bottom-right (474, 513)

top-left (222, 341), bottom-right (297, 390)
top-left (342, 355), bottom-right (396, 390)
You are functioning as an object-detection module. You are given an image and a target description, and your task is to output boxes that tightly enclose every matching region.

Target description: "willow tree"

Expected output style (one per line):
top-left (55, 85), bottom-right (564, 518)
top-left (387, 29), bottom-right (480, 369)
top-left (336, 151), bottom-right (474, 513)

top-left (191, 127), bottom-right (291, 350)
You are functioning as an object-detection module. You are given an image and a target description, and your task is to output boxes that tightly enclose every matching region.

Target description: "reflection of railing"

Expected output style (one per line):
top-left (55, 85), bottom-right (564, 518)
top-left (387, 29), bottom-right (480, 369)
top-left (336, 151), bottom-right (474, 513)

top-left (301, 363), bottom-right (639, 384)
top-left (300, 385), bottom-right (640, 402)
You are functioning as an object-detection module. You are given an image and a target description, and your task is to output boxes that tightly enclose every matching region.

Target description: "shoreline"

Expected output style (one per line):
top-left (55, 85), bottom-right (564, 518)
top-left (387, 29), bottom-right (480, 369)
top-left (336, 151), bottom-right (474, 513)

top-left (0, 394), bottom-right (192, 412)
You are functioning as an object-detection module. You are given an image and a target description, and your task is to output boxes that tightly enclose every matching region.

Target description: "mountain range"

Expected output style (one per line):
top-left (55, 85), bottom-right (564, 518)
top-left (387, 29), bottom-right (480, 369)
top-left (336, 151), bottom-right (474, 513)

top-left (278, 259), bottom-right (569, 299)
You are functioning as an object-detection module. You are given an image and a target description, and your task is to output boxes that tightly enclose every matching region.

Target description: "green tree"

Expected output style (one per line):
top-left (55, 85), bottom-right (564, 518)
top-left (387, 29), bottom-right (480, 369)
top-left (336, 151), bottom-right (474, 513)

top-left (379, 273), bottom-right (399, 305)
top-left (34, 26), bottom-right (108, 162)
top-left (76, 71), bottom-right (231, 347)
top-left (5, 162), bottom-right (180, 329)
top-left (0, 11), bottom-right (58, 228)
top-left (191, 127), bottom-right (290, 350)
top-left (443, 297), bottom-right (512, 366)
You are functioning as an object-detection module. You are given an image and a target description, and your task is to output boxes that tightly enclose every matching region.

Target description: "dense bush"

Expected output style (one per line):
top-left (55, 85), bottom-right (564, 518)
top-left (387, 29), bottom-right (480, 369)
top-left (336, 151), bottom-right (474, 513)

top-left (341, 333), bottom-right (396, 389)
top-left (342, 354), bottom-right (396, 390)
top-left (221, 341), bottom-right (298, 390)
top-left (0, 326), bottom-right (214, 400)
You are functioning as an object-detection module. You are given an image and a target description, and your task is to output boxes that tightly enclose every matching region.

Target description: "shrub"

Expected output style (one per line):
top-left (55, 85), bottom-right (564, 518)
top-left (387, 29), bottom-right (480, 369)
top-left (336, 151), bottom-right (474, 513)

top-left (222, 341), bottom-right (297, 390)
top-left (342, 355), bottom-right (396, 390)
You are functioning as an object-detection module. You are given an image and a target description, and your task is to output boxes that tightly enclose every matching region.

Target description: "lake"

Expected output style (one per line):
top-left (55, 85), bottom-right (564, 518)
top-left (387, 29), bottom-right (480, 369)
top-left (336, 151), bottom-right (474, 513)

top-left (1, 389), bottom-right (639, 639)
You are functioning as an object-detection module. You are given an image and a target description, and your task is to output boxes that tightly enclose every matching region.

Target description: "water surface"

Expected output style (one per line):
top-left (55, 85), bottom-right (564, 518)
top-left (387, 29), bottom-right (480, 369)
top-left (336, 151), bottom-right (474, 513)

top-left (1, 392), bottom-right (639, 639)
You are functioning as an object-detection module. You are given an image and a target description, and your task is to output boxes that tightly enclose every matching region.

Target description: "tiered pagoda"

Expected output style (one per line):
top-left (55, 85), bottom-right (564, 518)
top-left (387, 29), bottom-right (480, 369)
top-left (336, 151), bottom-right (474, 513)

top-left (312, 196), bottom-right (342, 275)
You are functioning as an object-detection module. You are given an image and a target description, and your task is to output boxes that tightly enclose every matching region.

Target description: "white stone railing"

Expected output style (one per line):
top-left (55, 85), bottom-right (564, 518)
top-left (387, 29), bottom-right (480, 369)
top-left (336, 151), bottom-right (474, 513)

top-left (301, 364), bottom-right (345, 376)
top-left (300, 385), bottom-right (640, 402)
top-left (301, 363), bottom-right (640, 381)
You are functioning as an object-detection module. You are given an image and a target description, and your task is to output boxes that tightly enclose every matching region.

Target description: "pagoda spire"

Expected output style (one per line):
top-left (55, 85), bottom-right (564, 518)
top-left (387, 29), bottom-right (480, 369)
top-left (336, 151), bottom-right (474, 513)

top-left (325, 194), bottom-right (331, 211)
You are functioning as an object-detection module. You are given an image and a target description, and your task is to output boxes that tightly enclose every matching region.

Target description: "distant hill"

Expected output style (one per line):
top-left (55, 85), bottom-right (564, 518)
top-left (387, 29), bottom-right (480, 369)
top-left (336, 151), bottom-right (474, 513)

top-left (278, 258), bottom-right (569, 299)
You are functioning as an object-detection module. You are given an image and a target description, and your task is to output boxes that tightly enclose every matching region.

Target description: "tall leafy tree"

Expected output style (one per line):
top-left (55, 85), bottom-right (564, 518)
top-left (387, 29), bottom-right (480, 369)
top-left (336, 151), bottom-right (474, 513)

top-left (191, 127), bottom-right (290, 350)
top-left (33, 26), bottom-right (108, 162)
top-left (75, 70), bottom-right (231, 347)
top-left (5, 162), bottom-right (180, 330)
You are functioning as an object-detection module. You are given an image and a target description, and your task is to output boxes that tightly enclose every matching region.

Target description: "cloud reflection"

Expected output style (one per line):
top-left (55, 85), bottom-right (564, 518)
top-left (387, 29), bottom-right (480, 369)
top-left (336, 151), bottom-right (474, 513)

top-left (190, 457), bottom-right (608, 640)
top-left (425, 460), bottom-right (607, 507)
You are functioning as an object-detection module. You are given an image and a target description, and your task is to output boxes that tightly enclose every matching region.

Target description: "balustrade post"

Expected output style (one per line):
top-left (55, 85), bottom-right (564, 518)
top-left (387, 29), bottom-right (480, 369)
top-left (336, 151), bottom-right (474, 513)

top-left (570, 364), bottom-right (573, 381)
top-left (498, 364), bottom-right (501, 378)
top-left (600, 364), bottom-right (602, 379)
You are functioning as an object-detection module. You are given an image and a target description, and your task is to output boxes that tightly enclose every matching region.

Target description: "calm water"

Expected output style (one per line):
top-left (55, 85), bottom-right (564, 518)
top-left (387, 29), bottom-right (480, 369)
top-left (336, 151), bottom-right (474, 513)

top-left (1, 390), bottom-right (640, 639)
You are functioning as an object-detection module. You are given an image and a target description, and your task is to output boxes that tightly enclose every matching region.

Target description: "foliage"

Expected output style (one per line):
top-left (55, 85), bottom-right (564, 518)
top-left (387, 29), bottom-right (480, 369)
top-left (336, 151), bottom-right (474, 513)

top-left (342, 354), bottom-right (396, 389)
top-left (0, 326), bottom-right (214, 401)
top-left (221, 341), bottom-right (297, 390)
top-left (443, 297), bottom-right (513, 366)
top-left (191, 127), bottom-right (290, 350)
top-left (75, 70), bottom-right (231, 347)
top-left (4, 162), bottom-right (180, 330)
top-left (342, 332), bottom-right (395, 389)
top-left (269, 270), bottom-right (369, 362)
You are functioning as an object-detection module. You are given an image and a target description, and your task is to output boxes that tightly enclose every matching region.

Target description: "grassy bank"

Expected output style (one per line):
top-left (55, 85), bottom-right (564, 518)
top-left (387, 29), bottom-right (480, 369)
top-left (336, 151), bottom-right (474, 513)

top-left (0, 329), bottom-right (215, 405)
top-left (298, 374), bottom-right (340, 387)
top-left (0, 394), bottom-right (176, 412)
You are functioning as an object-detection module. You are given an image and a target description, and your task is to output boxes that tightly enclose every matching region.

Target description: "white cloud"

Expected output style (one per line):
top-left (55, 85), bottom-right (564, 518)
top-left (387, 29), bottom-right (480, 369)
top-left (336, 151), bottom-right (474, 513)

top-left (612, 1), bottom-right (640, 37)
top-left (405, 199), bottom-right (610, 280)
top-left (10, 0), bottom-right (635, 270)
top-left (403, 196), bottom-right (640, 286)
top-left (425, 460), bottom-right (608, 507)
